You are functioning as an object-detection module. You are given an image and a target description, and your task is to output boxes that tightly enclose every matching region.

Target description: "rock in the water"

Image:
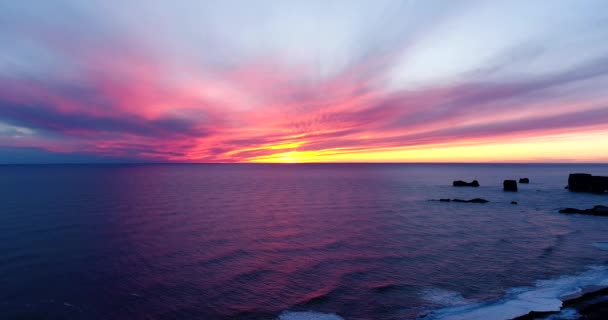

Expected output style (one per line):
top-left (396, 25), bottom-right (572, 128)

top-left (568, 173), bottom-right (608, 193)
top-left (568, 173), bottom-right (593, 192)
top-left (519, 178), bottom-right (530, 183)
top-left (452, 180), bottom-right (480, 187)
top-left (511, 201), bottom-right (518, 204)
top-left (439, 198), bottom-right (451, 202)
top-left (559, 208), bottom-right (581, 214)
top-left (591, 176), bottom-right (608, 194)
top-left (503, 180), bottom-right (518, 192)
top-left (559, 205), bottom-right (608, 216)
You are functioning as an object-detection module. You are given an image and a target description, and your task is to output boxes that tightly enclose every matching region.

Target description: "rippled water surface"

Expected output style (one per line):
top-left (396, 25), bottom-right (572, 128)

top-left (1, 164), bottom-right (608, 319)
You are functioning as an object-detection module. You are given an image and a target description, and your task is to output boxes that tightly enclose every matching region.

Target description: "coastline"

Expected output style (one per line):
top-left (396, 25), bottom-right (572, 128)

top-left (513, 286), bottom-right (608, 320)
top-left (422, 265), bottom-right (608, 320)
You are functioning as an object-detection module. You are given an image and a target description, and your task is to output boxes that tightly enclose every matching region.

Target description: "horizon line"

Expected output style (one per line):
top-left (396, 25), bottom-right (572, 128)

top-left (1, 161), bottom-right (607, 166)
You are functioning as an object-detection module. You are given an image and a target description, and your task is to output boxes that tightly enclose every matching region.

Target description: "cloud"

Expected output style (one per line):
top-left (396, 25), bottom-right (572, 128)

top-left (1, 1), bottom-right (608, 162)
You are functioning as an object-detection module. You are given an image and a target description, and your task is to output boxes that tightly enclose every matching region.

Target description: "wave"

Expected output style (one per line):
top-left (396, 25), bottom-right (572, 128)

top-left (420, 288), bottom-right (470, 307)
top-left (422, 265), bottom-right (608, 320)
top-left (593, 242), bottom-right (608, 251)
top-left (276, 311), bottom-right (344, 320)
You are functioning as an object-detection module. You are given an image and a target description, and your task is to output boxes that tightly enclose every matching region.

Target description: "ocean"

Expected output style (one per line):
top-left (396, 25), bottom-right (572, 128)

top-left (1, 163), bottom-right (607, 320)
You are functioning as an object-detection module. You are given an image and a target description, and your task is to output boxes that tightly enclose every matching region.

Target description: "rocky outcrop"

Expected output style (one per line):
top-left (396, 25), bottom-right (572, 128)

top-left (568, 173), bottom-right (592, 191)
top-left (568, 173), bottom-right (608, 193)
top-left (452, 180), bottom-right (480, 187)
top-left (436, 198), bottom-right (489, 203)
top-left (591, 176), bottom-right (608, 194)
top-left (559, 205), bottom-right (608, 216)
top-left (519, 178), bottom-right (530, 183)
top-left (503, 180), bottom-right (518, 192)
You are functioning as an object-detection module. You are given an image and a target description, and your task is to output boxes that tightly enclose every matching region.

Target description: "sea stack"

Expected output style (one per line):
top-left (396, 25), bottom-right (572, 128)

top-left (452, 180), bottom-right (480, 187)
top-left (568, 173), bottom-right (608, 193)
top-left (568, 173), bottom-right (593, 192)
top-left (519, 178), bottom-right (530, 183)
top-left (590, 176), bottom-right (608, 194)
top-left (503, 180), bottom-right (517, 192)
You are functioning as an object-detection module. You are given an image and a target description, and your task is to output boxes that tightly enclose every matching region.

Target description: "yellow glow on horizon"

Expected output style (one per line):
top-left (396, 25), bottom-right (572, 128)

top-left (225, 140), bottom-right (309, 157)
top-left (246, 131), bottom-right (608, 163)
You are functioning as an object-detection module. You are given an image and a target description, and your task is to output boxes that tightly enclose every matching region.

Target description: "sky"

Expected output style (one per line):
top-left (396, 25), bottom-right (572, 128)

top-left (1, 0), bottom-right (608, 163)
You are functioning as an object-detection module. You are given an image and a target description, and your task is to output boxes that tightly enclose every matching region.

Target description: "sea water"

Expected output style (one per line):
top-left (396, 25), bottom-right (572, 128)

top-left (1, 163), bottom-right (607, 319)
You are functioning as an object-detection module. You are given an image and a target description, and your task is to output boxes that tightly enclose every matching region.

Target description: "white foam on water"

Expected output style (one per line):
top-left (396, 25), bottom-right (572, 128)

top-left (593, 242), bottom-right (608, 251)
top-left (421, 288), bottom-right (469, 306)
top-left (276, 311), bottom-right (344, 320)
top-left (424, 265), bottom-right (608, 320)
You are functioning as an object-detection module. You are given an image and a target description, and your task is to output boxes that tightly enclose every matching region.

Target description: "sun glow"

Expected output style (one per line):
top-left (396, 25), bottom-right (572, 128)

top-left (244, 131), bottom-right (608, 163)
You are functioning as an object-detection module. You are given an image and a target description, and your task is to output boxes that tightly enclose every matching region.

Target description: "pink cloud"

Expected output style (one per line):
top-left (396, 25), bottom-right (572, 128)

top-left (2, 27), bottom-right (608, 162)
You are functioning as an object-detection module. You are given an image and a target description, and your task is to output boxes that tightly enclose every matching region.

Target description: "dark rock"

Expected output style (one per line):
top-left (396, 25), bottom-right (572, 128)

top-left (512, 310), bottom-right (558, 320)
top-left (573, 296), bottom-right (608, 320)
top-left (439, 198), bottom-right (451, 202)
top-left (590, 176), bottom-right (608, 194)
top-left (562, 287), bottom-right (608, 320)
top-left (519, 178), bottom-right (530, 183)
top-left (568, 173), bottom-right (593, 192)
top-left (567, 173), bottom-right (608, 194)
top-left (590, 205), bottom-right (608, 213)
top-left (452, 180), bottom-right (480, 187)
top-left (503, 180), bottom-right (518, 192)
top-left (511, 201), bottom-right (518, 204)
top-left (559, 205), bottom-right (608, 216)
